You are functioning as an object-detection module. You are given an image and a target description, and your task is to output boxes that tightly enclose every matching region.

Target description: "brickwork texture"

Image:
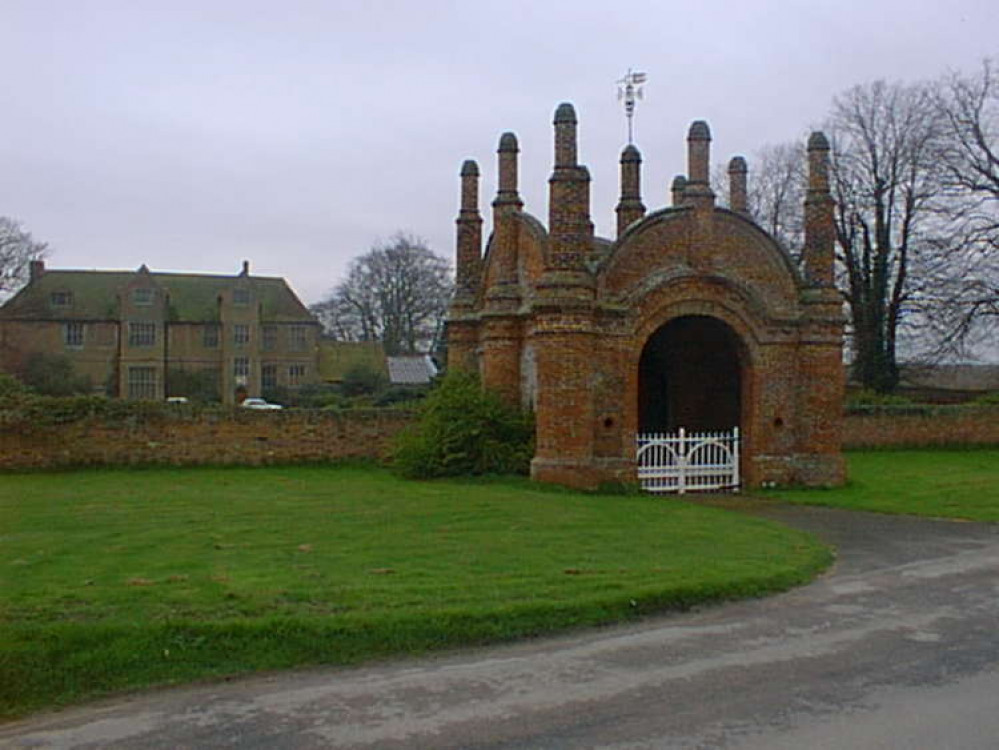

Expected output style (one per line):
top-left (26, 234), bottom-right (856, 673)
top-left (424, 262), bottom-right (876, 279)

top-left (0, 409), bottom-right (412, 470)
top-left (447, 104), bottom-right (847, 489)
top-left (843, 409), bottom-right (999, 449)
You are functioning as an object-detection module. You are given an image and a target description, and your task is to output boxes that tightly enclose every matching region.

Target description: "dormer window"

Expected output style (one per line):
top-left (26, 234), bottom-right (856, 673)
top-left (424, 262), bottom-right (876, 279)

top-left (50, 291), bottom-right (73, 308)
top-left (132, 288), bottom-right (153, 306)
top-left (233, 288), bottom-right (251, 305)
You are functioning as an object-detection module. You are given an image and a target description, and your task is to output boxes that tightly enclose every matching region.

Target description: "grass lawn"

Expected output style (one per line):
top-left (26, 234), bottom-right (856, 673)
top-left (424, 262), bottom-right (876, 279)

top-left (1, 465), bottom-right (829, 719)
top-left (764, 449), bottom-right (999, 521)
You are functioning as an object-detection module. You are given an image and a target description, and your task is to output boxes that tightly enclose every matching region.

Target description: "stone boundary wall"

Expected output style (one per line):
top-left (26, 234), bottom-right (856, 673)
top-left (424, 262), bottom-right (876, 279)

top-left (843, 406), bottom-right (999, 449)
top-left (0, 408), bottom-right (416, 471)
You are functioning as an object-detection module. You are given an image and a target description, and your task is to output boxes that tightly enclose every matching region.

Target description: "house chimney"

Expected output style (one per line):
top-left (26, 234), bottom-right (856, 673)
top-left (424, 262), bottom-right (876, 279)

top-left (240, 260), bottom-right (250, 276)
top-left (29, 259), bottom-right (45, 282)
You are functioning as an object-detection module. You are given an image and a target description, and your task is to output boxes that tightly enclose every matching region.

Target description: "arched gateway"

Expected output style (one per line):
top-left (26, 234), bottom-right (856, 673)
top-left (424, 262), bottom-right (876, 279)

top-left (446, 104), bottom-right (845, 491)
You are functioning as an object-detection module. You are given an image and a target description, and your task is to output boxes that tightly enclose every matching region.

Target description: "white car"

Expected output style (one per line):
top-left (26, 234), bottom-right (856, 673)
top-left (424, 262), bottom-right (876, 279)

top-left (240, 397), bottom-right (283, 410)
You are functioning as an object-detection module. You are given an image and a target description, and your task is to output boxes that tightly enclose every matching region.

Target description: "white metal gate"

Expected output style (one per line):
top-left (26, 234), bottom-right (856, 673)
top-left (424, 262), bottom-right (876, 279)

top-left (636, 428), bottom-right (740, 494)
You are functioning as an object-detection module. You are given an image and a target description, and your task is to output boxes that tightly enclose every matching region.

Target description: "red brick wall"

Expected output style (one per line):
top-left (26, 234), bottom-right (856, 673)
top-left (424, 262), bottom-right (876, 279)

top-left (0, 409), bottom-right (415, 470)
top-left (843, 408), bottom-right (999, 448)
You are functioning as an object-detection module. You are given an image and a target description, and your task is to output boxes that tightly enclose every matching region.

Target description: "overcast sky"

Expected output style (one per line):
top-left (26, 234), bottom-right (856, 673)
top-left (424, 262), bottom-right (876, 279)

top-left (3, 0), bottom-right (997, 306)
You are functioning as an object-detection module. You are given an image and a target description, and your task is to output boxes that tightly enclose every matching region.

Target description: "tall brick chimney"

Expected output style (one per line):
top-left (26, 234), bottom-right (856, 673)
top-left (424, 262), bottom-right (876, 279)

top-left (684, 120), bottom-right (715, 209)
top-left (547, 102), bottom-right (593, 274)
top-left (489, 132), bottom-right (523, 291)
top-left (616, 144), bottom-right (645, 237)
top-left (728, 156), bottom-right (748, 215)
top-left (495, 132), bottom-right (523, 210)
top-left (803, 131), bottom-right (835, 286)
top-left (454, 159), bottom-right (482, 302)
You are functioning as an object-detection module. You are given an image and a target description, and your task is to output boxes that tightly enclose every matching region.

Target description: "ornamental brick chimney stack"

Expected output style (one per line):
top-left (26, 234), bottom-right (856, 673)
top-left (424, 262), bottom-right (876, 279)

top-left (446, 159), bottom-right (483, 373)
top-left (454, 159), bottom-right (482, 300)
top-left (489, 132), bottom-right (523, 290)
top-left (803, 131), bottom-right (835, 286)
top-left (728, 156), bottom-right (749, 215)
top-left (685, 120), bottom-right (715, 209)
top-left (671, 175), bottom-right (687, 206)
top-left (495, 132), bottom-right (523, 209)
top-left (554, 101), bottom-right (577, 167)
top-left (480, 133), bottom-right (524, 400)
top-left (531, 102), bottom-right (596, 488)
top-left (547, 102), bottom-right (594, 275)
top-left (616, 144), bottom-right (646, 237)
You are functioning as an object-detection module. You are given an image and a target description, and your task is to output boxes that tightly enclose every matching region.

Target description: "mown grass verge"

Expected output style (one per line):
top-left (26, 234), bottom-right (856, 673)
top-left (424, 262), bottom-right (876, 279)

top-left (763, 449), bottom-right (999, 521)
top-left (1, 466), bottom-right (829, 719)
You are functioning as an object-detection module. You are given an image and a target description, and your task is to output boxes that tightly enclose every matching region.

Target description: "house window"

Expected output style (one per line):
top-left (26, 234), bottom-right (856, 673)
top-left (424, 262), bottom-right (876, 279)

top-left (289, 325), bottom-right (308, 352)
top-left (132, 288), bottom-right (153, 306)
top-left (233, 324), bottom-right (250, 346)
top-left (128, 322), bottom-right (156, 347)
top-left (50, 291), bottom-right (73, 307)
top-left (203, 325), bottom-right (219, 348)
top-left (261, 325), bottom-right (277, 351)
top-left (233, 357), bottom-right (250, 383)
top-left (288, 364), bottom-right (306, 386)
top-left (127, 366), bottom-right (157, 400)
top-left (261, 364), bottom-right (278, 390)
top-left (233, 288), bottom-right (251, 305)
top-left (64, 322), bottom-right (85, 349)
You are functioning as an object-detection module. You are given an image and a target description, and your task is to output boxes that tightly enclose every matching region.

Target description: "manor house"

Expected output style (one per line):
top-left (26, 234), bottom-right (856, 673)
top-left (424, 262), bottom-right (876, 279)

top-left (0, 261), bottom-right (320, 403)
top-left (446, 103), bottom-right (845, 490)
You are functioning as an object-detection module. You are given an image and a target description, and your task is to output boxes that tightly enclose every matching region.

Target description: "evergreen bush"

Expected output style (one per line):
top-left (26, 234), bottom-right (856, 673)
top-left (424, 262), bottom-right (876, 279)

top-left (392, 370), bottom-right (534, 478)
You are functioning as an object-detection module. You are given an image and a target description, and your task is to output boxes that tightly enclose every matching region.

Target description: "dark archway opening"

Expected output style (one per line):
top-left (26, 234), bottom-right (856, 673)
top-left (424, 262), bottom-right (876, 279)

top-left (638, 315), bottom-right (742, 433)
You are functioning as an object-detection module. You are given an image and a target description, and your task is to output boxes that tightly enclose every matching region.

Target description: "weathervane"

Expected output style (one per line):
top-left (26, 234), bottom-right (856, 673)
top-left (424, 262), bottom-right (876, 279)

top-left (617, 69), bottom-right (647, 144)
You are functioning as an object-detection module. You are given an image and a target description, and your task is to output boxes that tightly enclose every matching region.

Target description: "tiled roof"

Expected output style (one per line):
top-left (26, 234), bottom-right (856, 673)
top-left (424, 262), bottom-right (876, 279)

top-left (386, 355), bottom-right (437, 385)
top-left (0, 267), bottom-right (314, 323)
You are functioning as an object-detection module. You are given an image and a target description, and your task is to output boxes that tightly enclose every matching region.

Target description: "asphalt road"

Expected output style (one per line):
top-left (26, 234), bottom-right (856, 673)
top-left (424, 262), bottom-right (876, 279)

top-left (3, 503), bottom-right (998, 749)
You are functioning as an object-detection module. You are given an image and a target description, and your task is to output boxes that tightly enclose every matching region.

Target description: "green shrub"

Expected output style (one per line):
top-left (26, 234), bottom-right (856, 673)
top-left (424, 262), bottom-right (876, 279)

top-left (0, 373), bottom-right (30, 399)
top-left (392, 370), bottom-right (534, 478)
top-left (20, 353), bottom-right (92, 397)
top-left (373, 385), bottom-right (429, 407)
top-left (341, 364), bottom-right (387, 397)
top-left (973, 391), bottom-right (999, 406)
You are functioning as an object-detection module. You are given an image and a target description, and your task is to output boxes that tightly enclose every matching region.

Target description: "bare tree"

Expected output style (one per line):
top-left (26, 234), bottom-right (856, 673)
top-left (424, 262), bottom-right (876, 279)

top-left (747, 142), bottom-right (807, 258)
top-left (829, 79), bottom-right (953, 392)
top-left (0, 217), bottom-right (48, 300)
top-left (744, 81), bottom-right (966, 389)
top-left (315, 233), bottom-right (453, 355)
top-left (930, 59), bottom-right (999, 352)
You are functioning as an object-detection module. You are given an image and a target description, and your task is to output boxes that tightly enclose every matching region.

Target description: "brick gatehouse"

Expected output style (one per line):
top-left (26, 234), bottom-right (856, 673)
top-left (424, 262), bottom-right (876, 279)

top-left (446, 103), bottom-right (845, 490)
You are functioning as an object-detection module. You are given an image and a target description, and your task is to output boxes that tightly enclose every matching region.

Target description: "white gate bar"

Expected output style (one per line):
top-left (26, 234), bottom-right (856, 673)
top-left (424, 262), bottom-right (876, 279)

top-left (636, 427), bottom-right (740, 494)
